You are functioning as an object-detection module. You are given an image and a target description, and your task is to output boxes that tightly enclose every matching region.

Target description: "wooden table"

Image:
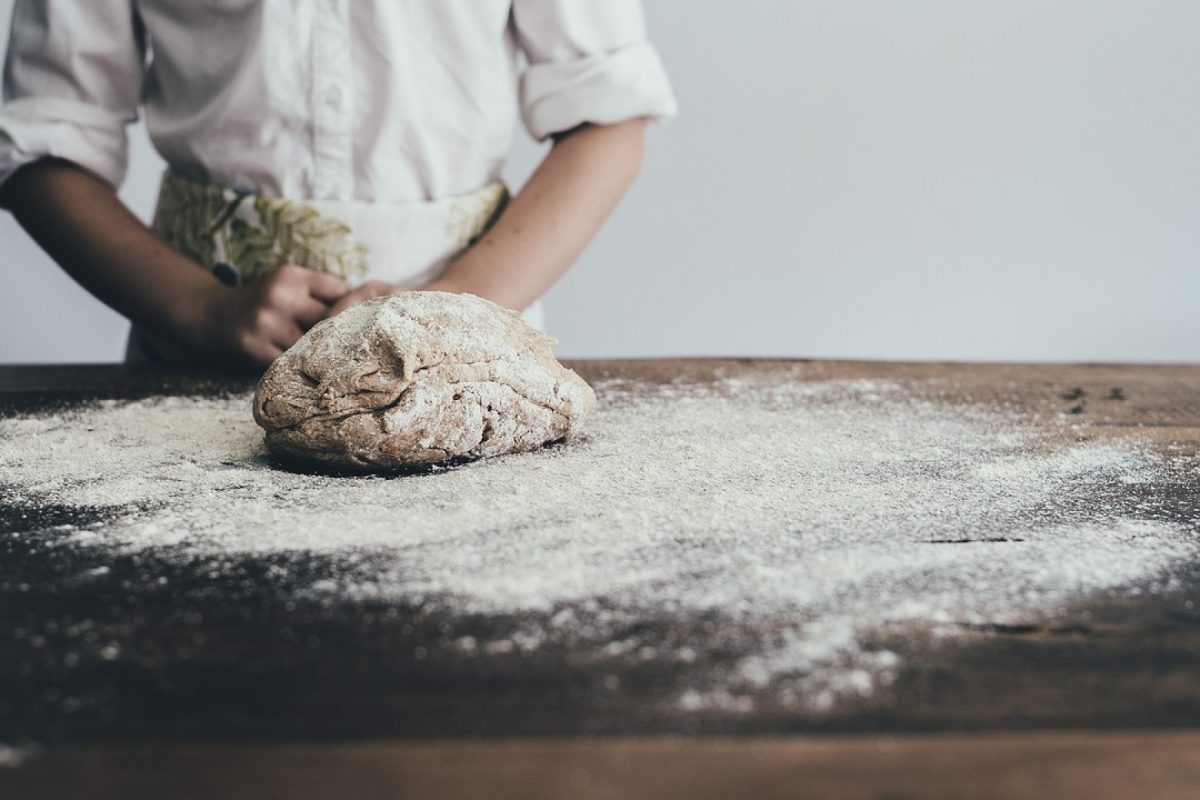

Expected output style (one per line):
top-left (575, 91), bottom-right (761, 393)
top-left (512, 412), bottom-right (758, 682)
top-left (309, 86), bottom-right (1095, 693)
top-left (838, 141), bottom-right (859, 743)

top-left (1, 360), bottom-right (1198, 799)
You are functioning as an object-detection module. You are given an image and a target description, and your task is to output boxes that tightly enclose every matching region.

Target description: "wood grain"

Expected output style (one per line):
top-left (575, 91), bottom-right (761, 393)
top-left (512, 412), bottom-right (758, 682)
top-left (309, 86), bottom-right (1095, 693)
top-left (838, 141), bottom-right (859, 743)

top-left (3, 731), bottom-right (1200, 800)
top-left (1, 361), bottom-right (1198, 796)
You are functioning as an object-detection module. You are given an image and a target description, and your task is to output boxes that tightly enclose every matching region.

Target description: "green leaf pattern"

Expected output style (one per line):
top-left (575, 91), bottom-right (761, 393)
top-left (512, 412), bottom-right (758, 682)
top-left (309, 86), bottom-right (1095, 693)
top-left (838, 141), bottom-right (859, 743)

top-left (445, 181), bottom-right (510, 246)
top-left (151, 173), bottom-right (510, 286)
top-left (152, 172), bottom-right (369, 283)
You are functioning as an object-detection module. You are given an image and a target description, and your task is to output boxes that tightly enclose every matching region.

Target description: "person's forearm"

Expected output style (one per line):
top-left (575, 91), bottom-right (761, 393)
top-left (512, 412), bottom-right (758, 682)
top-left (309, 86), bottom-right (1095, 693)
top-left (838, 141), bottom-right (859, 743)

top-left (437, 119), bottom-right (647, 310)
top-left (0, 159), bottom-right (220, 342)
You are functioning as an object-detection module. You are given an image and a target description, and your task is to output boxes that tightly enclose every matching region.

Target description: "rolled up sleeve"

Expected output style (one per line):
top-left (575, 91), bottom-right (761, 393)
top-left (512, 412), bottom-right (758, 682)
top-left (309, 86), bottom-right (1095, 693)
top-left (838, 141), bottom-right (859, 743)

top-left (513, 0), bottom-right (678, 141)
top-left (0, 0), bottom-right (145, 189)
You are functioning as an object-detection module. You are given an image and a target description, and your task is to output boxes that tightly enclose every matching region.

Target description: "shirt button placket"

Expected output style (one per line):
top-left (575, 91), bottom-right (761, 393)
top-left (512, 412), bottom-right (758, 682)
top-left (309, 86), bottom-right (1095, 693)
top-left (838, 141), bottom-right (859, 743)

top-left (312, 0), bottom-right (353, 200)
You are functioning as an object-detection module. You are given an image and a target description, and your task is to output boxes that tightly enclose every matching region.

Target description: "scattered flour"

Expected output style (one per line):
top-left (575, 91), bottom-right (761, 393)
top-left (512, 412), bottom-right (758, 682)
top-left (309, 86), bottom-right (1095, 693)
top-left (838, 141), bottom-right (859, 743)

top-left (0, 743), bottom-right (35, 769)
top-left (0, 371), bottom-right (1195, 711)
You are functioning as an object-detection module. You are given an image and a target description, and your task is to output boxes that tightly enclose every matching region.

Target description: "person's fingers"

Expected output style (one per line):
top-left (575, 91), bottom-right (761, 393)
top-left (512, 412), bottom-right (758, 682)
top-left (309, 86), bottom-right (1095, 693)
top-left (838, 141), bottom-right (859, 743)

top-left (267, 318), bottom-right (305, 351)
top-left (240, 335), bottom-right (285, 369)
top-left (324, 282), bottom-right (393, 318)
top-left (305, 270), bottom-right (350, 303)
top-left (293, 296), bottom-right (330, 330)
top-left (250, 306), bottom-right (305, 351)
top-left (324, 291), bottom-right (361, 319)
top-left (261, 268), bottom-right (307, 310)
top-left (419, 277), bottom-right (463, 294)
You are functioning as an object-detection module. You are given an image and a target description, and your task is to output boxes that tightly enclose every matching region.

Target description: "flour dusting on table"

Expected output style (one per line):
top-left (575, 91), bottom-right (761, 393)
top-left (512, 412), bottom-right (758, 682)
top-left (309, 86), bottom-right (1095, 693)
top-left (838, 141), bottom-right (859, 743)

top-left (1, 371), bottom-right (1195, 712)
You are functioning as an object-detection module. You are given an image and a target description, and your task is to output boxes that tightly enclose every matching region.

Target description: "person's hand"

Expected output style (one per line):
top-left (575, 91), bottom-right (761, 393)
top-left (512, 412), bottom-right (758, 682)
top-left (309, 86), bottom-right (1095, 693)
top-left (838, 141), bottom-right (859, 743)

top-left (324, 280), bottom-right (404, 319)
top-left (420, 275), bottom-right (466, 295)
top-left (323, 275), bottom-right (467, 319)
top-left (181, 264), bottom-right (348, 367)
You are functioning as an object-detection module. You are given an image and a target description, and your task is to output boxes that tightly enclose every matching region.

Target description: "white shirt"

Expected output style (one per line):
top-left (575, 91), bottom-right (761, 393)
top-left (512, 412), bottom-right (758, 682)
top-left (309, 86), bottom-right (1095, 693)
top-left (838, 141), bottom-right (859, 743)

top-left (0, 0), bottom-right (676, 202)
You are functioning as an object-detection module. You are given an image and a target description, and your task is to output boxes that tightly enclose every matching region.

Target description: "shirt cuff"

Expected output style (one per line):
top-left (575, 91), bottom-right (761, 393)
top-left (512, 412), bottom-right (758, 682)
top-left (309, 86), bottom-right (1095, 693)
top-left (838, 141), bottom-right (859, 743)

top-left (0, 96), bottom-right (131, 189)
top-left (520, 41), bottom-right (678, 142)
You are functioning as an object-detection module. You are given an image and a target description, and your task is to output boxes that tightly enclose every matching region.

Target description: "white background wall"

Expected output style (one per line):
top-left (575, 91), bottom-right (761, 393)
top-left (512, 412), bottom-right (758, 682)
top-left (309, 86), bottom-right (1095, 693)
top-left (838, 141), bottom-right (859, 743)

top-left (1, 0), bottom-right (1197, 363)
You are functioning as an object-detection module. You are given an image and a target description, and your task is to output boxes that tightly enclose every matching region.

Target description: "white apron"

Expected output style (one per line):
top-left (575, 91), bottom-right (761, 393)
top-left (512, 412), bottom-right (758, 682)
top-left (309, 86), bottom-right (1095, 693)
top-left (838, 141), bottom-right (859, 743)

top-left (127, 172), bottom-right (542, 361)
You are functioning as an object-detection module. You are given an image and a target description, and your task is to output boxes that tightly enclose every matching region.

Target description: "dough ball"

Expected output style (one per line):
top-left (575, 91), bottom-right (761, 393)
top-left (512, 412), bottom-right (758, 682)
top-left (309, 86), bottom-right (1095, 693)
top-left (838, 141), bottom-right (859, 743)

top-left (252, 292), bottom-right (596, 470)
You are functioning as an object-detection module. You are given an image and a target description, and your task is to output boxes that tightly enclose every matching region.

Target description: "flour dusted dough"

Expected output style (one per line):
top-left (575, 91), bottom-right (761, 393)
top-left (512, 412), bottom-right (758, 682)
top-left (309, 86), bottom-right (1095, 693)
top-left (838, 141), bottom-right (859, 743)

top-left (252, 292), bottom-right (596, 470)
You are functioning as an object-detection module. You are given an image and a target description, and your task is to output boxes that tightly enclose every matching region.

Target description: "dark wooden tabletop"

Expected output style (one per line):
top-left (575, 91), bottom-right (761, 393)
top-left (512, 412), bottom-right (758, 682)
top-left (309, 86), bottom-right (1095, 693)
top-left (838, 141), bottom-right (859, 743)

top-left (1, 360), bottom-right (1198, 799)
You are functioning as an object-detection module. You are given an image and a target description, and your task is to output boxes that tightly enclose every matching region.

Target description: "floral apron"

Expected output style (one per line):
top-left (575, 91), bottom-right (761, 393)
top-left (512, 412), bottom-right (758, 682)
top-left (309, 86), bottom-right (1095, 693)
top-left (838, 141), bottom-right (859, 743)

top-left (126, 172), bottom-right (540, 361)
